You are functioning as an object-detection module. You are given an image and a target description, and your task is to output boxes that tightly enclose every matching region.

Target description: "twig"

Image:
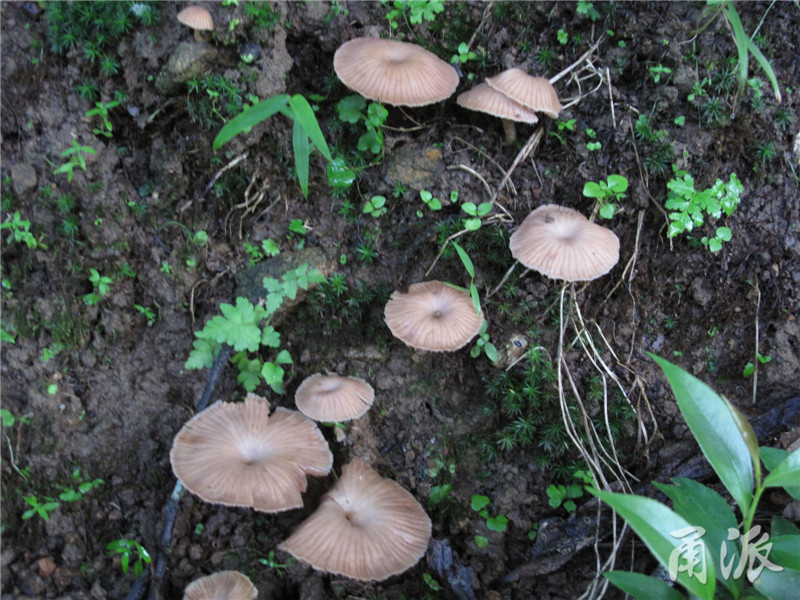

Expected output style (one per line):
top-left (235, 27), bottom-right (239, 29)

top-left (550, 35), bottom-right (604, 85)
top-left (751, 280), bottom-right (762, 405)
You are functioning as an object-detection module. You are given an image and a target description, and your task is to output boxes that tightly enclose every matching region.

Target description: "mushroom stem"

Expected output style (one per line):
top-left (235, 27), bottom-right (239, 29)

top-left (501, 118), bottom-right (517, 144)
top-left (194, 29), bottom-right (211, 42)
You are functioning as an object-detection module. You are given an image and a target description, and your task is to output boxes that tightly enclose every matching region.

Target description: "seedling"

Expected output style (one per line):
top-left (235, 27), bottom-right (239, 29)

top-left (649, 64), bottom-right (673, 83)
top-left (258, 549), bottom-right (293, 576)
top-left (576, 0), bottom-right (601, 21)
top-left (419, 189), bottom-right (443, 211)
top-left (471, 494), bottom-right (509, 548)
top-left (362, 195), bottom-right (387, 218)
top-left (134, 304), bottom-right (157, 326)
top-left (86, 100), bottom-right (119, 138)
top-left (336, 95), bottom-right (388, 157)
top-left (665, 168), bottom-right (743, 253)
top-left (461, 201), bottom-right (492, 231)
top-left (742, 353), bottom-right (771, 378)
top-left (451, 42), bottom-right (477, 66)
top-left (546, 470), bottom-right (593, 512)
top-left (582, 174), bottom-right (628, 219)
top-left (107, 538), bottom-right (151, 576)
top-left (214, 94), bottom-right (332, 198)
top-left (549, 118), bottom-right (577, 145)
top-left (1, 211), bottom-right (40, 249)
top-left (53, 140), bottom-right (97, 182)
top-left (384, 0), bottom-right (444, 33)
top-left (22, 495), bottom-right (60, 521)
top-left (83, 269), bottom-right (113, 306)
top-left (470, 320), bottom-right (499, 363)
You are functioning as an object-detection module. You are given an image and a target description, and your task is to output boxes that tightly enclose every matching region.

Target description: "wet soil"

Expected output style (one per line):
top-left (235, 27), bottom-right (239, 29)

top-left (1, 2), bottom-right (799, 600)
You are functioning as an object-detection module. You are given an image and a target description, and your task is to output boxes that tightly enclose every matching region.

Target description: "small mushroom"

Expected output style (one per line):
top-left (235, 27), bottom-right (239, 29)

top-left (177, 5), bottom-right (214, 42)
top-left (457, 82), bottom-right (539, 144)
top-left (183, 570), bottom-right (257, 600)
top-left (384, 280), bottom-right (483, 352)
top-left (333, 37), bottom-right (459, 107)
top-left (509, 204), bottom-right (620, 282)
top-left (169, 393), bottom-right (333, 513)
top-left (486, 68), bottom-right (563, 118)
top-left (295, 373), bottom-right (375, 422)
top-left (279, 458), bottom-right (432, 581)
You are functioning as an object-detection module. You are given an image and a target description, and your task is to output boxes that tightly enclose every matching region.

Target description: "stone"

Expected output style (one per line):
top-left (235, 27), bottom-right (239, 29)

top-left (10, 162), bottom-right (37, 195)
top-left (155, 41), bottom-right (218, 95)
top-left (385, 145), bottom-right (445, 191)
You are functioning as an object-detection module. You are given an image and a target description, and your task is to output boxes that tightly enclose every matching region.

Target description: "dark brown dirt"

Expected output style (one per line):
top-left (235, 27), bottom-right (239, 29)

top-left (2, 2), bottom-right (798, 600)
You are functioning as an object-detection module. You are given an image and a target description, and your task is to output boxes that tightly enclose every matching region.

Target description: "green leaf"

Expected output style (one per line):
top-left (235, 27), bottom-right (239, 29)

top-left (771, 516), bottom-right (800, 537)
top-left (589, 488), bottom-right (716, 599)
top-left (763, 448), bottom-right (800, 491)
top-left (261, 361), bottom-right (285, 391)
top-left (288, 94), bottom-right (331, 161)
top-left (604, 571), bottom-right (687, 600)
top-left (357, 129), bottom-right (383, 155)
top-left (461, 202), bottom-right (478, 216)
top-left (474, 535), bottom-right (488, 548)
top-left (464, 217), bottom-right (482, 231)
top-left (484, 342), bottom-right (499, 363)
top-left (213, 94), bottom-right (289, 151)
top-left (599, 203), bottom-right (615, 219)
top-left (607, 174), bottom-right (629, 193)
top-left (292, 118), bottom-right (310, 198)
top-left (451, 241), bottom-right (475, 279)
top-left (261, 326), bottom-right (280, 348)
top-left (769, 535), bottom-right (800, 571)
top-left (751, 565), bottom-right (800, 599)
top-left (327, 156), bottom-right (356, 190)
top-left (274, 349), bottom-right (293, 364)
top-left (716, 226), bottom-right (732, 242)
top-left (185, 338), bottom-right (219, 370)
top-left (336, 95), bottom-right (365, 124)
top-left (654, 477), bottom-right (742, 596)
top-left (650, 354), bottom-right (754, 517)
top-left (366, 102), bottom-right (388, 128)
top-left (583, 181), bottom-right (604, 199)
top-left (471, 495), bottom-right (490, 511)
top-left (486, 514), bottom-right (508, 532)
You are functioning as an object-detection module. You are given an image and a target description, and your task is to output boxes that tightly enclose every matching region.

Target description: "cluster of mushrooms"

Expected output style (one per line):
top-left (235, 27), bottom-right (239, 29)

top-left (170, 34), bottom-right (620, 598)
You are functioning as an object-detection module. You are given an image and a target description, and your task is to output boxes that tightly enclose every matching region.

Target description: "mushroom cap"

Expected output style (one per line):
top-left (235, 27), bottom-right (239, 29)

top-left (170, 394), bottom-right (333, 513)
top-left (295, 373), bottom-right (375, 422)
top-left (457, 82), bottom-right (539, 124)
top-left (333, 37), bottom-right (459, 107)
top-left (486, 68), bottom-right (563, 118)
top-left (509, 204), bottom-right (620, 282)
top-left (279, 458), bottom-right (432, 581)
top-left (384, 280), bottom-right (483, 352)
top-left (177, 5), bottom-right (214, 31)
top-left (183, 570), bottom-right (257, 600)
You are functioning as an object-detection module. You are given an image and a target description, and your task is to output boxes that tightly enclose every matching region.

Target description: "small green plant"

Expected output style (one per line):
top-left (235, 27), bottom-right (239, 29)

top-left (362, 195), bottom-right (387, 218)
top-left (258, 549), bottom-right (293, 576)
top-left (83, 268), bottom-right (113, 306)
top-left (384, 0), bottom-right (444, 33)
top-left (461, 200), bottom-right (492, 231)
top-left (649, 64), bottom-right (673, 83)
top-left (214, 94), bottom-right (333, 198)
top-left (53, 140), bottom-right (97, 182)
top-left (590, 355), bottom-right (800, 600)
top-left (186, 264), bottom-right (325, 394)
top-left (1, 211), bottom-right (40, 249)
top-left (582, 174), bottom-right (628, 219)
top-left (336, 95), bottom-right (389, 157)
top-left (423, 572), bottom-right (441, 591)
top-left (557, 29), bottom-right (569, 45)
top-left (22, 495), bottom-right (60, 521)
top-left (471, 494), bottom-right (509, 548)
top-left (665, 169), bottom-right (743, 253)
top-left (549, 117), bottom-right (577, 145)
top-left (576, 0), bottom-right (601, 21)
top-left (451, 42), bottom-right (477, 66)
top-left (107, 538), bottom-right (152, 577)
top-left (742, 353), bottom-right (771, 378)
top-left (419, 189), bottom-right (443, 212)
top-left (470, 320), bottom-right (498, 363)
top-left (134, 304), bottom-right (157, 326)
top-left (546, 470), bottom-right (593, 512)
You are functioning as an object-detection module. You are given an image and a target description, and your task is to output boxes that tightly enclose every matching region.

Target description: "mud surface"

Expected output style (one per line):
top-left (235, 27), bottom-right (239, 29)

top-left (2, 2), bottom-right (799, 599)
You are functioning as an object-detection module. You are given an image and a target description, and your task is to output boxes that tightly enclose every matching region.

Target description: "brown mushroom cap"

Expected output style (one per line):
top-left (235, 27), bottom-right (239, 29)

top-left (295, 373), bottom-right (375, 422)
top-left (279, 458), bottom-right (432, 581)
top-left (170, 394), bottom-right (333, 513)
top-left (457, 82), bottom-right (539, 123)
top-left (176, 5), bottom-right (214, 32)
top-left (486, 68), bottom-right (563, 118)
top-left (509, 204), bottom-right (620, 282)
top-left (333, 38), bottom-right (459, 107)
top-left (183, 570), bottom-right (257, 600)
top-left (384, 280), bottom-right (483, 352)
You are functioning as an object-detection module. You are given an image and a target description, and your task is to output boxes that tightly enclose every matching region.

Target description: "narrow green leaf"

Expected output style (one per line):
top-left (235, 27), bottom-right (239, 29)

top-left (650, 354), bottom-right (754, 517)
top-left (589, 488), bottom-right (716, 600)
top-left (723, 1), bottom-right (749, 105)
top-left (745, 37), bottom-right (781, 103)
top-left (752, 565), bottom-right (800, 598)
top-left (288, 94), bottom-right (332, 161)
top-left (771, 516), bottom-right (800, 537)
top-left (604, 570), bottom-right (686, 600)
top-left (213, 94), bottom-right (289, 151)
top-left (769, 535), bottom-right (800, 571)
top-left (452, 241), bottom-right (475, 279)
top-left (292, 119), bottom-right (310, 198)
top-left (763, 448), bottom-right (800, 490)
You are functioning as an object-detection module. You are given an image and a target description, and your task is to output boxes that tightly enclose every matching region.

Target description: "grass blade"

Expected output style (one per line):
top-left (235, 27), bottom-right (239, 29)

top-left (288, 94), bottom-right (332, 161)
top-left (213, 94), bottom-right (290, 151)
top-left (292, 119), bottom-right (310, 198)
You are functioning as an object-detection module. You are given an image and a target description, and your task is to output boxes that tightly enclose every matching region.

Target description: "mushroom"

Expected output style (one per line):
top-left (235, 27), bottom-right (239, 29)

top-left (486, 68), bottom-right (563, 118)
top-left (183, 570), bottom-right (257, 600)
top-left (279, 458), bottom-right (432, 581)
top-left (457, 82), bottom-right (539, 144)
top-left (384, 280), bottom-right (484, 352)
top-left (333, 37), bottom-right (459, 107)
top-left (295, 373), bottom-right (375, 422)
top-left (509, 204), bottom-right (620, 282)
top-left (177, 5), bottom-right (214, 42)
top-left (169, 393), bottom-right (333, 513)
